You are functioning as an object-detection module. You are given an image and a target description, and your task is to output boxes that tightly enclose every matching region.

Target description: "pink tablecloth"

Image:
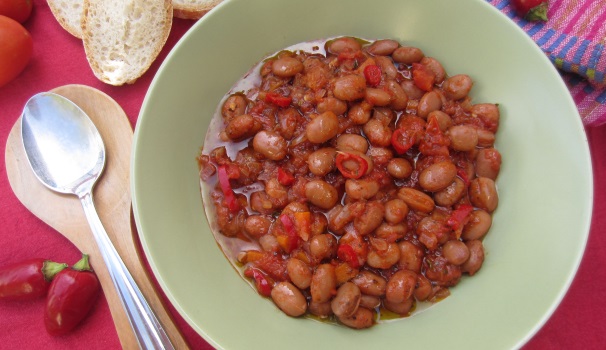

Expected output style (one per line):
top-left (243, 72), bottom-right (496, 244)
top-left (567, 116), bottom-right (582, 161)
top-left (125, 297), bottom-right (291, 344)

top-left (1, 1), bottom-right (605, 349)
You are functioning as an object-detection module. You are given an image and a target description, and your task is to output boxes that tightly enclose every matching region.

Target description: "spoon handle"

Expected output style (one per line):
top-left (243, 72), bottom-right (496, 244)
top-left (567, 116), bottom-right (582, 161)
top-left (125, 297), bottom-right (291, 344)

top-left (80, 191), bottom-right (175, 350)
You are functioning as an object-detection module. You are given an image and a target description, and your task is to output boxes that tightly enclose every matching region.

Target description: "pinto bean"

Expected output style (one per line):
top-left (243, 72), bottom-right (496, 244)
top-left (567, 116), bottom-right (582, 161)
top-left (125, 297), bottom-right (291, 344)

top-left (336, 134), bottom-right (369, 154)
top-left (352, 271), bottom-right (386, 296)
top-left (311, 264), bottom-right (337, 303)
top-left (368, 147), bottom-right (393, 165)
top-left (259, 234), bottom-right (280, 252)
top-left (374, 222), bottom-right (406, 241)
top-left (328, 202), bottom-right (365, 233)
top-left (221, 94), bottom-right (247, 121)
top-left (417, 91), bottom-right (443, 118)
top-left (398, 188), bottom-right (435, 213)
top-left (225, 114), bottom-right (260, 141)
top-left (272, 56), bottom-right (304, 78)
top-left (392, 46), bottom-right (424, 64)
top-left (338, 307), bottom-right (374, 329)
top-left (462, 210), bottom-right (492, 241)
top-left (385, 270), bottom-right (417, 304)
top-left (287, 258), bottom-right (312, 289)
top-left (250, 191), bottom-right (276, 214)
top-left (400, 79), bottom-right (425, 100)
top-left (252, 130), bottom-right (288, 160)
top-left (385, 79), bottom-right (409, 110)
top-left (448, 125), bottom-right (478, 151)
top-left (311, 212), bottom-right (329, 236)
top-left (307, 148), bottom-right (337, 176)
top-left (327, 37), bottom-right (361, 54)
top-left (317, 97), bottom-right (348, 116)
top-left (271, 282), bottom-right (307, 317)
top-left (367, 241), bottom-right (400, 269)
top-left (384, 199), bottom-right (409, 224)
top-left (477, 129), bottom-right (496, 147)
top-left (309, 234), bottom-right (338, 260)
top-left (282, 201), bottom-right (310, 215)
top-left (331, 282), bottom-right (362, 318)
top-left (359, 294), bottom-right (381, 309)
top-left (471, 103), bottom-right (500, 132)
top-left (443, 240), bottom-right (471, 266)
top-left (443, 74), bottom-right (473, 100)
top-left (374, 55), bottom-right (398, 80)
top-left (348, 102), bottom-right (373, 125)
top-left (420, 57), bottom-right (446, 83)
top-left (475, 148), bottom-right (501, 180)
top-left (333, 75), bottom-right (367, 101)
top-left (398, 241), bottom-right (424, 273)
top-left (367, 39), bottom-right (400, 56)
top-left (365, 88), bottom-right (392, 106)
top-left (345, 179), bottom-right (380, 200)
top-left (305, 180), bottom-right (339, 209)
top-left (418, 161), bottom-right (457, 192)
top-left (244, 215), bottom-right (272, 239)
top-left (387, 158), bottom-right (413, 179)
top-left (429, 111), bottom-right (453, 131)
top-left (469, 177), bottom-right (498, 212)
top-left (353, 201), bottom-right (385, 235)
top-left (306, 111), bottom-right (340, 144)
top-left (414, 275), bottom-right (433, 301)
top-left (363, 118), bottom-right (393, 147)
top-left (384, 298), bottom-right (414, 316)
top-left (461, 240), bottom-right (485, 276)
top-left (309, 300), bottom-right (332, 318)
top-left (434, 178), bottom-right (466, 207)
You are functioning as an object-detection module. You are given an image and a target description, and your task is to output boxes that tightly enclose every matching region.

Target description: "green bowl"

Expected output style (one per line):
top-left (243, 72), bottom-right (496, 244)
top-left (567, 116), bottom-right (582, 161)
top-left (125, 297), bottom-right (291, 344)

top-left (132, 0), bottom-right (593, 348)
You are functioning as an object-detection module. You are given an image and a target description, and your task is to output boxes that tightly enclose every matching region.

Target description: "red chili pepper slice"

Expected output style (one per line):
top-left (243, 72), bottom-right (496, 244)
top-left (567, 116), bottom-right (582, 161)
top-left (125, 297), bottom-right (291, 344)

top-left (363, 64), bottom-right (382, 87)
top-left (457, 168), bottom-right (470, 187)
top-left (277, 167), bottom-right (295, 186)
top-left (0, 259), bottom-right (67, 300)
top-left (264, 92), bottom-right (292, 107)
top-left (244, 267), bottom-right (273, 297)
top-left (279, 214), bottom-right (301, 252)
top-left (335, 152), bottom-right (369, 179)
top-left (412, 63), bottom-right (435, 92)
top-left (337, 244), bottom-right (360, 269)
top-left (391, 128), bottom-right (416, 154)
top-left (217, 165), bottom-right (241, 213)
top-left (45, 254), bottom-right (100, 336)
top-left (447, 204), bottom-right (474, 230)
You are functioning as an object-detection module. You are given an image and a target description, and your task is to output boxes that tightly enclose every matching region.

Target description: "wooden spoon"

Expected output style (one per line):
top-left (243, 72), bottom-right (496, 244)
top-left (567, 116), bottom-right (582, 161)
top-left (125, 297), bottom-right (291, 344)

top-left (4, 85), bottom-right (188, 349)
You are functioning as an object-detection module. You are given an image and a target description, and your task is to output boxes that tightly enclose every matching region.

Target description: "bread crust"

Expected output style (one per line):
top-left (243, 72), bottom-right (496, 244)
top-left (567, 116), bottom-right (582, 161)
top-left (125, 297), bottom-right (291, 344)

top-left (81, 0), bottom-right (173, 85)
top-left (47, 0), bottom-right (85, 38)
top-left (173, 0), bottom-right (222, 20)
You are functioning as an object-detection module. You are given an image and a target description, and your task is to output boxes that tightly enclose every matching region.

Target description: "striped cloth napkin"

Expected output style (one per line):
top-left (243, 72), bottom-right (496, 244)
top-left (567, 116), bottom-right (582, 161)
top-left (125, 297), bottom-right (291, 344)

top-left (487, 0), bottom-right (606, 126)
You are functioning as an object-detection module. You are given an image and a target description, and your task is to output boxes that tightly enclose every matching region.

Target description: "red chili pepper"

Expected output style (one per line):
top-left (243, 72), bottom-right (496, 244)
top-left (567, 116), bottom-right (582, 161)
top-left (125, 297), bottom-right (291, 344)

top-left (0, 259), bottom-right (67, 300)
top-left (217, 165), bottom-right (241, 213)
top-left (244, 267), bottom-right (273, 297)
top-left (45, 254), bottom-right (100, 336)
top-left (447, 204), bottom-right (474, 230)
top-left (335, 152), bottom-right (369, 179)
top-left (277, 167), bottom-right (295, 186)
top-left (279, 214), bottom-right (301, 252)
top-left (337, 244), bottom-right (360, 269)
top-left (264, 92), bottom-right (292, 107)
top-left (391, 128), bottom-right (416, 154)
top-left (457, 168), bottom-right (471, 187)
top-left (363, 64), bottom-right (382, 87)
top-left (411, 63), bottom-right (435, 92)
top-left (511, 0), bottom-right (548, 22)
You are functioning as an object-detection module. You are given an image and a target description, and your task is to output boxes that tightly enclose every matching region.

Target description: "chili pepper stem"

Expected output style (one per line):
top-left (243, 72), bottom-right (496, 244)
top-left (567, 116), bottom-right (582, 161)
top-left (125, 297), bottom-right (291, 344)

top-left (526, 3), bottom-right (548, 22)
top-left (42, 261), bottom-right (68, 281)
top-left (72, 254), bottom-right (93, 272)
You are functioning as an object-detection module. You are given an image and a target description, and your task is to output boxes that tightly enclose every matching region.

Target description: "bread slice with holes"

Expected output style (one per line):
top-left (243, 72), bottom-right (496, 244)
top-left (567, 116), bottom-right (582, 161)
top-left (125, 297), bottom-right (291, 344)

top-left (172, 0), bottom-right (222, 19)
top-left (47, 0), bottom-right (85, 38)
top-left (81, 0), bottom-right (173, 85)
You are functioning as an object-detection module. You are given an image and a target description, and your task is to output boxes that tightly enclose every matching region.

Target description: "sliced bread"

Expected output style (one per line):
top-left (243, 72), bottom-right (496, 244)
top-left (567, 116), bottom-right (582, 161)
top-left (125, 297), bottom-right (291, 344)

top-left (47, 0), bottom-right (85, 38)
top-left (81, 0), bottom-right (173, 85)
top-left (173, 0), bottom-right (222, 20)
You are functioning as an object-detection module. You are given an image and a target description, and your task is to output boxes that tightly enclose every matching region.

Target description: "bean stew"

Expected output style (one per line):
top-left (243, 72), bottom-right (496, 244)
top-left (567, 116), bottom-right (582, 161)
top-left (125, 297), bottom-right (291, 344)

top-left (197, 37), bottom-right (501, 329)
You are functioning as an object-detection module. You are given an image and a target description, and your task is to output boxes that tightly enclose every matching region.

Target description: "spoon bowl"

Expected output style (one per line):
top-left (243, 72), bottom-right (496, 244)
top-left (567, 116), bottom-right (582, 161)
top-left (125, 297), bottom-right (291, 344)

top-left (21, 92), bottom-right (175, 350)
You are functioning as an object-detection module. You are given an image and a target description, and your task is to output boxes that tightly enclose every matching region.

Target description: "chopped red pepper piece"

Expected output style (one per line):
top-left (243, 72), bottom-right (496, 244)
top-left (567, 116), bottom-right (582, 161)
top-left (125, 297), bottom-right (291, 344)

top-left (337, 244), bottom-right (360, 269)
top-left (278, 214), bottom-right (301, 252)
top-left (363, 64), bottom-right (382, 87)
top-left (457, 168), bottom-right (470, 187)
top-left (217, 165), bottom-right (241, 213)
top-left (447, 204), bottom-right (474, 230)
top-left (244, 267), bottom-right (273, 297)
top-left (277, 167), bottom-right (295, 186)
top-left (419, 116), bottom-right (450, 156)
top-left (412, 63), bottom-right (435, 92)
top-left (265, 92), bottom-right (292, 107)
top-left (391, 128), bottom-right (416, 154)
top-left (336, 152), bottom-right (369, 179)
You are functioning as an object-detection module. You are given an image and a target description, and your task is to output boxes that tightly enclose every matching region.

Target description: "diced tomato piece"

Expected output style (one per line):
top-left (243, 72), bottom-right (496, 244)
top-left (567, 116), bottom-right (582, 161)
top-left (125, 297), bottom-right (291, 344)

top-left (412, 63), bottom-right (435, 92)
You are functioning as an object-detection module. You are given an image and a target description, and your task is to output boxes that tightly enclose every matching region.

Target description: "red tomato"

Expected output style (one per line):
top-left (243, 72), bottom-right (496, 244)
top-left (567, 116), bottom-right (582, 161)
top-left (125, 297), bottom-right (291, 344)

top-left (0, 0), bottom-right (32, 23)
top-left (511, 0), bottom-right (548, 21)
top-left (0, 15), bottom-right (33, 88)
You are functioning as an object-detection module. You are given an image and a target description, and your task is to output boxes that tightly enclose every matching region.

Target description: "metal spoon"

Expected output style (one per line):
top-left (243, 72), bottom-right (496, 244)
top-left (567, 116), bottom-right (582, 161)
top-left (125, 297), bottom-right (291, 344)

top-left (21, 92), bottom-right (175, 350)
